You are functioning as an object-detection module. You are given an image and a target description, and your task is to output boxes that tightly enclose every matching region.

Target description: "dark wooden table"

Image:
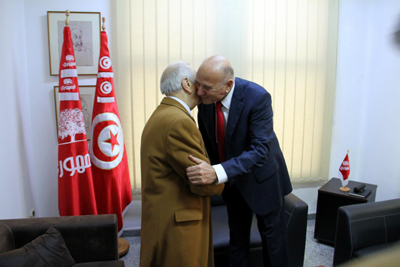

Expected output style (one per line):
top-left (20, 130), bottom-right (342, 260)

top-left (314, 177), bottom-right (377, 245)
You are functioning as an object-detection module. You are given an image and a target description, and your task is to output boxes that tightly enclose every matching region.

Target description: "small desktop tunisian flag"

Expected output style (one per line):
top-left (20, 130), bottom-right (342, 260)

top-left (58, 25), bottom-right (98, 216)
top-left (339, 152), bottom-right (350, 187)
top-left (90, 30), bottom-right (132, 231)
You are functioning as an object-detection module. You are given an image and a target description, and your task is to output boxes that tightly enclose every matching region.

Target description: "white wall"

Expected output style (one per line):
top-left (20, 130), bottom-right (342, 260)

top-left (2, 0), bottom-right (400, 219)
top-left (294, 0), bottom-right (400, 214)
top-left (0, 0), bottom-right (35, 219)
top-left (359, 0), bottom-right (400, 201)
top-left (0, 0), bottom-right (117, 219)
top-left (294, 0), bottom-right (373, 214)
top-left (328, 0), bottom-right (400, 202)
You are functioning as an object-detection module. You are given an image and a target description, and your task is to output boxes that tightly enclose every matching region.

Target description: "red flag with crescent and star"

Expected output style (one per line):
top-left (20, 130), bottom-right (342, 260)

top-left (58, 25), bottom-right (98, 216)
top-left (90, 30), bottom-right (132, 231)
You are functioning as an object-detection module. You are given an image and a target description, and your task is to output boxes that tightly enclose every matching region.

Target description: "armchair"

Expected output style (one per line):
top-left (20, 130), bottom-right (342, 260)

top-left (211, 193), bottom-right (308, 267)
top-left (333, 198), bottom-right (400, 266)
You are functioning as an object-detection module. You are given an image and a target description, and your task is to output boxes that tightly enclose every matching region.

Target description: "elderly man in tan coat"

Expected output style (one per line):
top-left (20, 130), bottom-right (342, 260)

top-left (140, 61), bottom-right (224, 267)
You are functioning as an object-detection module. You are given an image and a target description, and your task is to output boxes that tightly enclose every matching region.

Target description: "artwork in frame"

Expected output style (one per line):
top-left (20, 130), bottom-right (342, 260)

top-left (47, 11), bottom-right (101, 76)
top-left (54, 86), bottom-right (95, 141)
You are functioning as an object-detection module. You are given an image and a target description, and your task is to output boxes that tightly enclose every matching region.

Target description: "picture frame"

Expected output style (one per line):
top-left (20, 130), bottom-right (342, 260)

top-left (47, 11), bottom-right (101, 76)
top-left (54, 85), bottom-right (96, 140)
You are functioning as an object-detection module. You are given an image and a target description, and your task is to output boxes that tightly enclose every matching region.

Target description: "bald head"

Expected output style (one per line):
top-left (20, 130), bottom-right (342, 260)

top-left (199, 55), bottom-right (234, 83)
top-left (196, 55), bottom-right (235, 104)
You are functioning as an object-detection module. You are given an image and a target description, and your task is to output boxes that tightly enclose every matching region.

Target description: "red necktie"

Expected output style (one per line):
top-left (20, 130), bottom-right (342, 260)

top-left (216, 101), bottom-right (225, 163)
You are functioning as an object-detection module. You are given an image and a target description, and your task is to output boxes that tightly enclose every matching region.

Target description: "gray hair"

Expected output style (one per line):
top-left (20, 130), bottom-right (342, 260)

top-left (160, 61), bottom-right (196, 95)
top-left (222, 65), bottom-right (234, 83)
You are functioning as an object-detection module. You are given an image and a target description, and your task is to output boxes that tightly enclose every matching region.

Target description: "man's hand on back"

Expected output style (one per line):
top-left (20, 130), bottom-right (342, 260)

top-left (186, 155), bottom-right (217, 185)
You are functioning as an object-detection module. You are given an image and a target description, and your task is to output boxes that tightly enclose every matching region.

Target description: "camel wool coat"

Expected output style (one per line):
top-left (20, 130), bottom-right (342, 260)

top-left (140, 97), bottom-right (224, 267)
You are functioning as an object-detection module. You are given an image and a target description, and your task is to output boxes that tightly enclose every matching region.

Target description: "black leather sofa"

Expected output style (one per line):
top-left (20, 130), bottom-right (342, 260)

top-left (212, 193), bottom-right (308, 267)
top-left (333, 198), bottom-right (400, 266)
top-left (0, 214), bottom-right (125, 266)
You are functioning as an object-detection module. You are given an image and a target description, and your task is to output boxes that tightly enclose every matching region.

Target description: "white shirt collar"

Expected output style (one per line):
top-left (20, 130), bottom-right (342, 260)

top-left (167, 95), bottom-right (192, 116)
top-left (220, 82), bottom-right (235, 110)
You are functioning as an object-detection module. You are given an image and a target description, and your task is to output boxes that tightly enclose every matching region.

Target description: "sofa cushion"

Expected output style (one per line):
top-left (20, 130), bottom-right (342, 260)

top-left (74, 261), bottom-right (125, 267)
top-left (0, 222), bottom-right (14, 253)
top-left (351, 217), bottom-right (387, 251)
top-left (211, 205), bottom-right (262, 252)
top-left (353, 242), bottom-right (396, 259)
top-left (0, 226), bottom-right (76, 267)
top-left (386, 213), bottom-right (400, 243)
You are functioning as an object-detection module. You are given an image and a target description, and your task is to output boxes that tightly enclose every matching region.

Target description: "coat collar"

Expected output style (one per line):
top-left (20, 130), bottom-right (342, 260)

top-left (161, 97), bottom-right (196, 123)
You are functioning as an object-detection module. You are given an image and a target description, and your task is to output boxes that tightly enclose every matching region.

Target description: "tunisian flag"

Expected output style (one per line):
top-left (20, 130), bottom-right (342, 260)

top-left (90, 30), bottom-right (132, 231)
top-left (58, 26), bottom-right (97, 216)
top-left (339, 152), bottom-right (350, 187)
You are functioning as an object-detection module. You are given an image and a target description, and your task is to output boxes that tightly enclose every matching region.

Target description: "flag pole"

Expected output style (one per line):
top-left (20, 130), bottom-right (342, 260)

top-left (339, 149), bottom-right (350, 192)
top-left (58, 9), bottom-right (98, 216)
top-left (96, 15), bottom-right (130, 258)
top-left (65, 10), bottom-right (70, 27)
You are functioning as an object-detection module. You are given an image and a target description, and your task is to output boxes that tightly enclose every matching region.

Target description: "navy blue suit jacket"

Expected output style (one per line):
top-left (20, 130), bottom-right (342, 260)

top-left (198, 77), bottom-right (292, 215)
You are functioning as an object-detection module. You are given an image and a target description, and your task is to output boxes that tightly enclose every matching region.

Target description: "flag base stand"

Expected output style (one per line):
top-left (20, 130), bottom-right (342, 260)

top-left (118, 237), bottom-right (130, 258)
top-left (340, 186), bottom-right (350, 192)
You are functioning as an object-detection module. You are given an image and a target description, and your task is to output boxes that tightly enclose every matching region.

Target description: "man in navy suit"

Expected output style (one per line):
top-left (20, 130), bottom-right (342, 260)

top-left (187, 55), bottom-right (293, 267)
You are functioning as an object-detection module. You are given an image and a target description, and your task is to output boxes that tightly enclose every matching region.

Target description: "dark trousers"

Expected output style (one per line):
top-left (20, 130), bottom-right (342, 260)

top-left (222, 185), bottom-right (288, 267)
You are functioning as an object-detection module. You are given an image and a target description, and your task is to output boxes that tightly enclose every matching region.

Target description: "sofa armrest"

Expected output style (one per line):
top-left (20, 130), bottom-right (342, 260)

top-left (333, 199), bottom-right (400, 266)
top-left (284, 193), bottom-right (308, 267)
top-left (0, 214), bottom-right (119, 263)
top-left (0, 222), bottom-right (14, 253)
top-left (285, 193), bottom-right (308, 228)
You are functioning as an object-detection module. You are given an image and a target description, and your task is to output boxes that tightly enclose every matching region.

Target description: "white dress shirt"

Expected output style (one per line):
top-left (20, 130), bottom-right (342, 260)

top-left (213, 83), bottom-right (235, 184)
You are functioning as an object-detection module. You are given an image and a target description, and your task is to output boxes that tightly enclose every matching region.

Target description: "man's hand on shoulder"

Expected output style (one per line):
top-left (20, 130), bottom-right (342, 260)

top-left (186, 155), bottom-right (217, 185)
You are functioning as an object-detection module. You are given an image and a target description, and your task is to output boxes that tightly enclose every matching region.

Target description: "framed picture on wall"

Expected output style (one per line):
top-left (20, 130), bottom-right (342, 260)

top-left (47, 11), bottom-right (101, 76)
top-left (54, 85), bottom-right (96, 141)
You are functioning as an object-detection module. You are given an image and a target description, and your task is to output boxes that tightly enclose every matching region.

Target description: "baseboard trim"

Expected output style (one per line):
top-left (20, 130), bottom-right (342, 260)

top-left (121, 229), bottom-right (141, 237)
top-left (308, 213), bottom-right (316, 220)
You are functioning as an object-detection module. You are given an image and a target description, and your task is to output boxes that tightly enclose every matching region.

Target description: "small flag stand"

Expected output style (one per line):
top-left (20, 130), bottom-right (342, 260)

top-left (339, 185), bottom-right (350, 192)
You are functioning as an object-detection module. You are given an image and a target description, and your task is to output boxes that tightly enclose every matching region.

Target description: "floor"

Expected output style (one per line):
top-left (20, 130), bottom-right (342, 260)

top-left (120, 200), bottom-right (334, 267)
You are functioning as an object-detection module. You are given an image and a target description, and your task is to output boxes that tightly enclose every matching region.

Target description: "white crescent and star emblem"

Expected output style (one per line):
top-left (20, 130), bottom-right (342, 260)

top-left (100, 56), bottom-right (112, 69)
top-left (98, 125), bottom-right (121, 156)
top-left (90, 113), bottom-right (124, 170)
top-left (100, 81), bottom-right (112, 94)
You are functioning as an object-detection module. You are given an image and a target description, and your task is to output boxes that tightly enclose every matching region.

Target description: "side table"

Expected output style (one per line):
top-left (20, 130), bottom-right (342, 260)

top-left (314, 177), bottom-right (377, 245)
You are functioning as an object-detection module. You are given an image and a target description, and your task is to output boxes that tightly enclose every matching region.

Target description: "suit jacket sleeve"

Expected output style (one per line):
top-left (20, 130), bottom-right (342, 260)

top-left (197, 111), bottom-right (218, 165)
top-left (222, 91), bottom-right (276, 180)
top-left (166, 118), bottom-right (224, 196)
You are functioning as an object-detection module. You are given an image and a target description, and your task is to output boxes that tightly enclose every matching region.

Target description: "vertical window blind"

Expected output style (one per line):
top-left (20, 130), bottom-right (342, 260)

top-left (115, 0), bottom-right (338, 191)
